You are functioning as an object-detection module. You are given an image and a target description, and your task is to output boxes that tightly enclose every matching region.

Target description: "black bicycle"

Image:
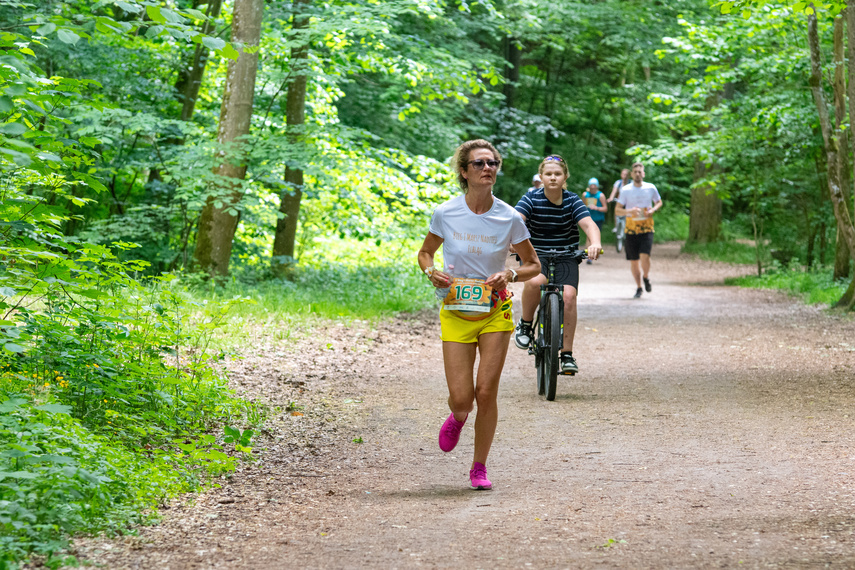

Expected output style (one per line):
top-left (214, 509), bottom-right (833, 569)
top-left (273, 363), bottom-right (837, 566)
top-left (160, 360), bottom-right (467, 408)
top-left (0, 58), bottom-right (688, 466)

top-left (527, 249), bottom-right (590, 401)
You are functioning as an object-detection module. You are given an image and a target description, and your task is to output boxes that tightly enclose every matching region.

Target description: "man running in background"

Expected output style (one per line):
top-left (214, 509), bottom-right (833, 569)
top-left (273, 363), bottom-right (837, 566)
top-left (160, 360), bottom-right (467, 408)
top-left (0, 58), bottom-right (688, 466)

top-left (527, 173), bottom-right (543, 193)
top-left (614, 162), bottom-right (662, 298)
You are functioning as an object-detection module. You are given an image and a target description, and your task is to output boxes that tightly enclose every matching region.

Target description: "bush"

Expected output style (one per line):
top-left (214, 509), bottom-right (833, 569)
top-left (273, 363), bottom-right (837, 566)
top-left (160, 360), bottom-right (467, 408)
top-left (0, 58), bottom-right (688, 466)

top-left (726, 265), bottom-right (850, 307)
top-left (1, 174), bottom-right (254, 567)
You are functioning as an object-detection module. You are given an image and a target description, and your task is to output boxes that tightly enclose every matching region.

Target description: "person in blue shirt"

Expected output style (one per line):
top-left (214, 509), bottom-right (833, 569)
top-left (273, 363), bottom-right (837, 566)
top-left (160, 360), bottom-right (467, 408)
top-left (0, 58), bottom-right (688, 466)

top-left (582, 178), bottom-right (607, 264)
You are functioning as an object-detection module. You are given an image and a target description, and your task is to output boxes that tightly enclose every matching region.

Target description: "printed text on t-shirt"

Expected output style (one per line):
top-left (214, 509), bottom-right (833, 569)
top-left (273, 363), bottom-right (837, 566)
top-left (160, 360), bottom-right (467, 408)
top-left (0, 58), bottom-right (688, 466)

top-left (451, 231), bottom-right (498, 256)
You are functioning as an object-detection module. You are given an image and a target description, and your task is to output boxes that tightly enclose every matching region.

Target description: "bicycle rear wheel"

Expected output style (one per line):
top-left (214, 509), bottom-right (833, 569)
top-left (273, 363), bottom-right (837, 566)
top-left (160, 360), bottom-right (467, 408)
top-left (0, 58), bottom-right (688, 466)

top-left (542, 294), bottom-right (561, 401)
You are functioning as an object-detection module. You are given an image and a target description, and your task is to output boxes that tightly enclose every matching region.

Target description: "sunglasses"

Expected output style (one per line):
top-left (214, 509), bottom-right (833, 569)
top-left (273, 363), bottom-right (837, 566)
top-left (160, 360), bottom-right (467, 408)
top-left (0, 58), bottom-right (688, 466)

top-left (468, 159), bottom-right (501, 170)
top-left (544, 155), bottom-right (564, 162)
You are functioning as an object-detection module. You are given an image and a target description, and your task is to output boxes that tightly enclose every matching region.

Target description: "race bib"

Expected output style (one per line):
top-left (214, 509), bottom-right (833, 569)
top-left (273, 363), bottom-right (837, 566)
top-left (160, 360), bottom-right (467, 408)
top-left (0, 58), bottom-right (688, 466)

top-left (584, 197), bottom-right (597, 208)
top-left (443, 278), bottom-right (492, 313)
top-left (626, 216), bottom-right (654, 235)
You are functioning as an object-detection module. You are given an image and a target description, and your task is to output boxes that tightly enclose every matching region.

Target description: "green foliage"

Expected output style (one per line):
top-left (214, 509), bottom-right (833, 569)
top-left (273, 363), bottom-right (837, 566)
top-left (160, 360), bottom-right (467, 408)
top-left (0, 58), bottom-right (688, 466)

top-left (726, 266), bottom-right (850, 307)
top-left (682, 240), bottom-right (760, 265)
top-left (651, 202), bottom-right (690, 243)
top-left (0, 178), bottom-right (255, 564)
top-left (0, 397), bottom-right (191, 566)
top-left (0, 14), bottom-right (255, 562)
top-left (203, 237), bottom-right (439, 325)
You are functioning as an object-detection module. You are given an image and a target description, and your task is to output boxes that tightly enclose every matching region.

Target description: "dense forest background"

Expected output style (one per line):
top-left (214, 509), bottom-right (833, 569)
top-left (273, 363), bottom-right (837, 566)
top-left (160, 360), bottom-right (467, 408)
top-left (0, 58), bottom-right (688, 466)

top-left (4, 0), bottom-right (855, 288)
top-left (2, 0), bottom-right (855, 565)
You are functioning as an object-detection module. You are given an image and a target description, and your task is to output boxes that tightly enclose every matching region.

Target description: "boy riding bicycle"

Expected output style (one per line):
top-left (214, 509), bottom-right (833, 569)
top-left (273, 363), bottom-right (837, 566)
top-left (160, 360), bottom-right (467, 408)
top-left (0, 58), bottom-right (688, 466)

top-left (513, 155), bottom-right (602, 374)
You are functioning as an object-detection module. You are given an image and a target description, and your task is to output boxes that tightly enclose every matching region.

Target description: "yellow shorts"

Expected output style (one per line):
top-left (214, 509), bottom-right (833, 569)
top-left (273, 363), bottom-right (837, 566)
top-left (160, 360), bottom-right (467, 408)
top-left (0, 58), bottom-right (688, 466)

top-left (440, 299), bottom-right (514, 344)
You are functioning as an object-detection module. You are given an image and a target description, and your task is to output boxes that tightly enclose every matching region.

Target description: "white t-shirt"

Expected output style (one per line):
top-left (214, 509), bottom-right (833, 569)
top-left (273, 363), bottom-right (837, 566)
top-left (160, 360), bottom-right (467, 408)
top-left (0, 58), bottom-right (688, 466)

top-left (617, 182), bottom-right (662, 234)
top-left (617, 182), bottom-right (661, 210)
top-left (428, 194), bottom-right (530, 281)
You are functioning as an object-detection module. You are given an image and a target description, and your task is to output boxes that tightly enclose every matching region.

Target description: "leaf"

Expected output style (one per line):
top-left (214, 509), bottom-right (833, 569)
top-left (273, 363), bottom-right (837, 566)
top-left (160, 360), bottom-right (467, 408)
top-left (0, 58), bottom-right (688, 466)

top-left (31, 454), bottom-right (76, 465)
top-left (57, 29), bottom-right (81, 45)
top-left (0, 287), bottom-right (16, 297)
top-left (3, 343), bottom-right (24, 353)
top-left (160, 8), bottom-right (184, 24)
top-left (76, 289), bottom-right (104, 299)
top-left (0, 471), bottom-right (39, 480)
top-left (0, 398), bottom-right (26, 413)
top-left (37, 151), bottom-right (63, 163)
top-left (202, 36), bottom-right (226, 51)
top-left (0, 96), bottom-right (12, 112)
top-left (146, 5), bottom-right (166, 24)
top-left (37, 22), bottom-right (56, 36)
top-left (78, 136), bottom-right (101, 148)
top-left (203, 449), bottom-right (229, 461)
top-left (116, 1), bottom-right (142, 13)
top-left (184, 9), bottom-right (208, 21)
top-left (34, 404), bottom-right (72, 415)
top-left (23, 99), bottom-right (46, 114)
top-left (221, 43), bottom-right (240, 60)
top-left (0, 123), bottom-right (27, 136)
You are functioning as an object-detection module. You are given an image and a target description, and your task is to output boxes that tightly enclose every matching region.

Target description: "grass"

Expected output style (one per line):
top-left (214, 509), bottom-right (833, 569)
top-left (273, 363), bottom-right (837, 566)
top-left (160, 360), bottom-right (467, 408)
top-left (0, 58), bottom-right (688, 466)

top-left (194, 237), bottom-right (440, 348)
top-left (682, 240), bottom-right (761, 266)
top-left (726, 267), bottom-right (850, 307)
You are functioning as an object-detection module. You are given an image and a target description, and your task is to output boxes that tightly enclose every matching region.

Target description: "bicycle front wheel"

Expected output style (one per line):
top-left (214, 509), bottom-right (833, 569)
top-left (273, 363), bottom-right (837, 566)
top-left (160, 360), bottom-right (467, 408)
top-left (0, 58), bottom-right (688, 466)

top-left (542, 294), bottom-right (561, 401)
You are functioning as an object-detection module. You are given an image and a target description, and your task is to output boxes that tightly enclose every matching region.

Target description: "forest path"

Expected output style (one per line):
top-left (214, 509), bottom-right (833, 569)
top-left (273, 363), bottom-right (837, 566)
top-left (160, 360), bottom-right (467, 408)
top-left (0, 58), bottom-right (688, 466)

top-left (73, 243), bottom-right (855, 569)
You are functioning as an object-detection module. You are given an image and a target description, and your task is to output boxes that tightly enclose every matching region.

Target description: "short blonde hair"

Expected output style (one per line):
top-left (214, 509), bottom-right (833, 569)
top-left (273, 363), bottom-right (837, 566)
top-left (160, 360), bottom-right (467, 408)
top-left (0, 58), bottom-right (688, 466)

top-left (451, 139), bottom-right (502, 193)
top-left (537, 154), bottom-right (569, 189)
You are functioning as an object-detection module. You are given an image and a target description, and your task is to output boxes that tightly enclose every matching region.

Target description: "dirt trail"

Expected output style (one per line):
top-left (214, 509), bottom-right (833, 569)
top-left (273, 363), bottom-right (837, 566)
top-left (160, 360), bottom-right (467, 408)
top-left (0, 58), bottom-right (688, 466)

top-left (73, 243), bottom-right (855, 568)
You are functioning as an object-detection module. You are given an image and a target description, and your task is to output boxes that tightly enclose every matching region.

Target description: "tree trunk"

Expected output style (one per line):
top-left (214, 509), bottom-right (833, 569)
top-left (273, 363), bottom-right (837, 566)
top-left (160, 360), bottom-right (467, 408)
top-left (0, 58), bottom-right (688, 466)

top-left (503, 36), bottom-right (520, 109)
top-left (688, 91), bottom-right (724, 244)
top-left (809, 10), bottom-right (855, 307)
top-left (270, 0), bottom-right (311, 277)
top-left (833, 14), bottom-right (852, 279)
top-left (688, 159), bottom-right (722, 243)
top-left (193, 0), bottom-right (264, 277)
top-left (175, 0), bottom-right (224, 122)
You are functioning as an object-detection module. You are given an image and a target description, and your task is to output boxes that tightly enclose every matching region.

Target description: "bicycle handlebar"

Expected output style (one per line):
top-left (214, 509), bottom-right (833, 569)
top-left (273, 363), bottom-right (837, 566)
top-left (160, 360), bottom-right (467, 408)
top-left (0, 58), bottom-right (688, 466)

top-left (515, 248), bottom-right (604, 263)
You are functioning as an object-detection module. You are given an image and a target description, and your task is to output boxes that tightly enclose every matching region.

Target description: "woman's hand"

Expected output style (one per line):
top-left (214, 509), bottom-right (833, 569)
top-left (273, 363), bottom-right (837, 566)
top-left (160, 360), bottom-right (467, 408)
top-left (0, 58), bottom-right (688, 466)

top-left (485, 270), bottom-right (511, 291)
top-left (428, 270), bottom-right (452, 288)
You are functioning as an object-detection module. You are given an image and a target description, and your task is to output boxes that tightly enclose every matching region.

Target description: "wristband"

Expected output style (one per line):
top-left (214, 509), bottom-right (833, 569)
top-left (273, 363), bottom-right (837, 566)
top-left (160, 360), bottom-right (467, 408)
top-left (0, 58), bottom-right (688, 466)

top-left (508, 268), bottom-right (518, 283)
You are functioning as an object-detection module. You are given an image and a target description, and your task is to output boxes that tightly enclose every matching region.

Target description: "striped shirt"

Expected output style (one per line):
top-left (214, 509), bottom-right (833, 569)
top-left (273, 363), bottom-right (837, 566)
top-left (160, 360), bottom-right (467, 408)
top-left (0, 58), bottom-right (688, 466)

top-left (514, 189), bottom-right (591, 253)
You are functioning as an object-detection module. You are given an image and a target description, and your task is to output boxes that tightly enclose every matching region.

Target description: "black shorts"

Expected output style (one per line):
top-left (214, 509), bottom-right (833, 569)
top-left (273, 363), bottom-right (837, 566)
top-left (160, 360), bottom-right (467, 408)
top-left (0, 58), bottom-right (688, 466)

top-left (625, 232), bottom-right (654, 260)
top-left (538, 256), bottom-right (580, 290)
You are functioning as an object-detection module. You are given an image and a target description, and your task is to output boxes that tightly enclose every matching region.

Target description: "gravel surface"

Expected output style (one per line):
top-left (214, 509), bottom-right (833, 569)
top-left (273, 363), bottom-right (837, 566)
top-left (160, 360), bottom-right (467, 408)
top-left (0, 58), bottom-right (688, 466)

top-left (69, 243), bottom-right (855, 569)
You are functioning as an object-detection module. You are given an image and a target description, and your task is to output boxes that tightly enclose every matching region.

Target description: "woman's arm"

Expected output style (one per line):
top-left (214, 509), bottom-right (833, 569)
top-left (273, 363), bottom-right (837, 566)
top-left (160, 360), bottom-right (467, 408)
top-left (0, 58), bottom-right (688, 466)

top-left (485, 239), bottom-right (540, 290)
top-left (597, 192), bottom-right (608, 212)
top-left (418, 232), bottom-right (452, 288)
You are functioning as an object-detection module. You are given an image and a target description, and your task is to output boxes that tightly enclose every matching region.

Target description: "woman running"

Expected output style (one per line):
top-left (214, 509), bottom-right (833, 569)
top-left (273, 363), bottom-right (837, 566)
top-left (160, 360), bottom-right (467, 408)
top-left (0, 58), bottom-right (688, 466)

top-left (418, 139), bottom-right (540, 490)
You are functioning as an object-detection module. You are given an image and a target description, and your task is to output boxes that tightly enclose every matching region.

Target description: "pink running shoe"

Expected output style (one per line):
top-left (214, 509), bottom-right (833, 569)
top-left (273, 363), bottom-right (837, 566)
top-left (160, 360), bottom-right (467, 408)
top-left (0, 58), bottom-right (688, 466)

top-left (469, 462), bottom-right (492, 490)
top-left (438, 413), bottom-right (467, 452)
